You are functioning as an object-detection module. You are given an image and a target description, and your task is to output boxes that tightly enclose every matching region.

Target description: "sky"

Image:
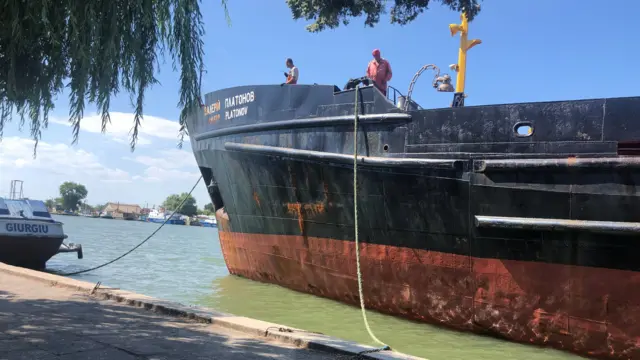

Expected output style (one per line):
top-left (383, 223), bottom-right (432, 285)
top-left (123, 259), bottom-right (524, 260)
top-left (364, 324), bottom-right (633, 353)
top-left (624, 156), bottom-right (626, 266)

top-left (0, 0), bottom-right (637, 209)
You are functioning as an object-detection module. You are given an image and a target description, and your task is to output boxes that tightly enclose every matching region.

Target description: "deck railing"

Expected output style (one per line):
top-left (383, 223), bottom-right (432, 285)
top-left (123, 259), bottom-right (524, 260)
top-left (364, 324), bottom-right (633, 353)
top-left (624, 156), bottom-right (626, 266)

top-left (386, 85), bottom-right (403, 106)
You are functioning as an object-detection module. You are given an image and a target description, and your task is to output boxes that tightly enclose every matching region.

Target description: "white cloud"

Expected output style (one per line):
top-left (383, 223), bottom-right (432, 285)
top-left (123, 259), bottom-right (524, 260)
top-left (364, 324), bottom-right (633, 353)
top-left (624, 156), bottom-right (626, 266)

top-left (0, 136), bottom-right (209, 207)
top-left (140, 166), bottom-right (200, 182)
top-left (0, 137), bottom-right (131, 183)
top-left (50, 112), bottom-right (186, 145)
top-left (124, 148), bottom-right (198, 170)
top-left (124, 148), bottom-right (201, 183)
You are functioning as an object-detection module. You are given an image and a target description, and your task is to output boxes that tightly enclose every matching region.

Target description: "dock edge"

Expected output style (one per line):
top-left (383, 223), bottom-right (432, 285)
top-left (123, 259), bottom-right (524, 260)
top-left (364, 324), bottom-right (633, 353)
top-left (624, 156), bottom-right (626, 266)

top-left (0, 263), bottom-right (422, 360)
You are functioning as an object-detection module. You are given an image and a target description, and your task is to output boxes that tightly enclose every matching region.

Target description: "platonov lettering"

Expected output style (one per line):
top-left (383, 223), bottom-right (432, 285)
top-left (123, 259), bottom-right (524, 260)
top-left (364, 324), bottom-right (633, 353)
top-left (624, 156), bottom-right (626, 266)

top-left (224, 91), bottom-right (255, 108)
top-left (224, 91), bottom-right (255, 121)
top-left (5, 223), bottom-right (49, 234)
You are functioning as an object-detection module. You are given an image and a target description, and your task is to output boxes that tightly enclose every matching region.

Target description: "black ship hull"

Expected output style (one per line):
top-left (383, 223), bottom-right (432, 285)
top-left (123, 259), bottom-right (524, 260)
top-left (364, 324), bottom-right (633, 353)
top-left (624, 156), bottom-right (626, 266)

top-left (187, 83), bottom-right (640, 359)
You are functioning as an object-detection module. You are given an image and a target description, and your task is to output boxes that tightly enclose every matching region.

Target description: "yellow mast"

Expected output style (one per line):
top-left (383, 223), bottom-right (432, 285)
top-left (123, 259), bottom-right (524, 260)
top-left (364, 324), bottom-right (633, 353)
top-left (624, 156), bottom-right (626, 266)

top-left (448, 12), bottom-right (481, 107)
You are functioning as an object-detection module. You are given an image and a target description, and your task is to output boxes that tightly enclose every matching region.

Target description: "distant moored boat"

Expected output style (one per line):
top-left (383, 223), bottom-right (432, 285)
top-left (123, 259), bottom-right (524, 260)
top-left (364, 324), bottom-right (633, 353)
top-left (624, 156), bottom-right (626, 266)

top-left (146, 209), bottom-right (186, 225)
top-left (199, 216), bottom-right (217, 228)
top-left (0, 182), bottom-right (83, 269)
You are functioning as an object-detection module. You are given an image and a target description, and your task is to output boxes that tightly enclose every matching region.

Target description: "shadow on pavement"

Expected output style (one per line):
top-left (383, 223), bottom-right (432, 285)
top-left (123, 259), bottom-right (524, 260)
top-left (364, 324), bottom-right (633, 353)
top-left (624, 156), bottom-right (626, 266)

top-left (0, 288), bottom-right (338, 360)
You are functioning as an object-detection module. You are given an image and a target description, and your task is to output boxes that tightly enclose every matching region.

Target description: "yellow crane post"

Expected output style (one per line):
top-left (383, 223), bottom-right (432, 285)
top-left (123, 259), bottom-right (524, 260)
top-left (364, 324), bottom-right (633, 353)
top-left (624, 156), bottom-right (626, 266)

top-left (448, 12), bottom-right (482, 107)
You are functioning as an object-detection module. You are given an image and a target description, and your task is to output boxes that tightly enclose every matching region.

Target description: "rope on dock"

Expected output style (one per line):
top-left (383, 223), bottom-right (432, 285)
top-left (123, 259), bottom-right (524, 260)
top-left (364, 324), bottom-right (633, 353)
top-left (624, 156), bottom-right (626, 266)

top-left (351, 85), bottom-right (391, 356)
top-left (59, 175), bottom-right (203, 276)
top-left (264, 326), bottom-right (323, 336)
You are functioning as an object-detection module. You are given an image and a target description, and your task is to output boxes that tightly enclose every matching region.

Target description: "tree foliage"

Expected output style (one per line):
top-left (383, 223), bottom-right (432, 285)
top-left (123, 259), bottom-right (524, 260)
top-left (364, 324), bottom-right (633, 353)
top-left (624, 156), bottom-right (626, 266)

top-left (286, 0), bottom-right (481, 32)
top-left (78, 202), bottom-right (102, 213)
top-left (44, 199), bottom-right (56, 209)
top-left (162, 192), bottom-right (197, 216)
top-left (204, 202), bottom-right (215, 213)
top-left (0, 0), bottom-right (230, 155)
top-left (197, 202), bottom-right (214, 216)
top-left (58, 181), bottom-right (88, 211)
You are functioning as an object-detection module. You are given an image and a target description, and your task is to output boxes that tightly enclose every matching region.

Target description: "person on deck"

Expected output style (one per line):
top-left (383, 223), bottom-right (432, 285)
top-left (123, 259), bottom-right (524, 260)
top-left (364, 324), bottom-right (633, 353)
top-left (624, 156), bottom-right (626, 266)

top-left (366, 49), bottom-right (392, 96)
top-left (283, 58), bottom-right (299, 85)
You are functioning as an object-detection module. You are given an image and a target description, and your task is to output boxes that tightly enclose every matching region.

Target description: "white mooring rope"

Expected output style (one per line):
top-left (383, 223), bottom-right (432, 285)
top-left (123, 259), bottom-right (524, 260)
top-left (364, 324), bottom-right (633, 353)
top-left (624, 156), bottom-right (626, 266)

top-left (352, 85), bottom-right (391, 352)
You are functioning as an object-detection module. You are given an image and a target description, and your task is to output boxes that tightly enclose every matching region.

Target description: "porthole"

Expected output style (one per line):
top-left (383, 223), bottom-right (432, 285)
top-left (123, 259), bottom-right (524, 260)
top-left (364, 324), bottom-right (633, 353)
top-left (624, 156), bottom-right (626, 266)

top-left (514, 122), bottom-right (534, 137)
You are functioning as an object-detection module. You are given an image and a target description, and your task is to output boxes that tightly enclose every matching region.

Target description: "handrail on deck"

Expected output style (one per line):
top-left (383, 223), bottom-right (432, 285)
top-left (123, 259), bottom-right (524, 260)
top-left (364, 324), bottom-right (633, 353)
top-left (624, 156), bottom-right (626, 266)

top-left (386, 85), bottom-right (404, 106)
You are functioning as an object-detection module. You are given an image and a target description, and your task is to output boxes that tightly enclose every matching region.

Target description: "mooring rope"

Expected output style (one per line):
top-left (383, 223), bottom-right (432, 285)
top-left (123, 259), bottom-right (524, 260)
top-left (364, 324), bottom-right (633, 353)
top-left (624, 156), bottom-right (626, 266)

top-left (352, 85), bottom-right (391, 354)
top-left (58, 175), bottom-right (203, 276)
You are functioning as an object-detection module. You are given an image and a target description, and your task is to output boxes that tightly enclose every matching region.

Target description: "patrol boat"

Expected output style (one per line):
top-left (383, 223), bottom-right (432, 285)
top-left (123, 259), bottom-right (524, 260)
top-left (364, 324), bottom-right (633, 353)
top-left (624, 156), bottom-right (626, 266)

top-left (185, 13), bottom-right (640, 360)
top-left (0, 181), bottom-right (83, 269)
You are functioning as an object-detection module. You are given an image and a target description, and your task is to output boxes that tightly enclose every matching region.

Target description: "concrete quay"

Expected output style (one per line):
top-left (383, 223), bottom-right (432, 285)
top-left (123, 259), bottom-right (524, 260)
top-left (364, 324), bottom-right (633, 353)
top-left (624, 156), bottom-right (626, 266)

top-left (0, 263), bottom-right (422, 360)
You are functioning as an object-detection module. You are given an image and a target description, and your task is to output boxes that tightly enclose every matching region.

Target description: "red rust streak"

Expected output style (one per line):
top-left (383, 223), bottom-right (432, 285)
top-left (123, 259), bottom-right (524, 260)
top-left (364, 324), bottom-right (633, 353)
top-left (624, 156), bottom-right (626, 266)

top-left (284, 182), bottom-right (329, 234)
top-left (285, 201), bottom-right (326, 234)
top-left (253, 191), bottom-right (261, 207)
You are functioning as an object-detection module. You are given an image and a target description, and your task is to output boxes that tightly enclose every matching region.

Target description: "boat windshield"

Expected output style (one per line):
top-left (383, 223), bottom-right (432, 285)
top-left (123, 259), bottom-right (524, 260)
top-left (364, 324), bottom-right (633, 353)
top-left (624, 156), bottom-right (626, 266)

top-left (0, 198), bottom-right (52, 220)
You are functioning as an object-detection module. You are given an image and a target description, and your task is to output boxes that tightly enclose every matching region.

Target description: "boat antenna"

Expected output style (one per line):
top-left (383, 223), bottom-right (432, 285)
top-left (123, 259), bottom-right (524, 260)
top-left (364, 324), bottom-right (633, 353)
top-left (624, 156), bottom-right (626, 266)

top-left (9, 180), bottom-right (24, 200)
top-left (448, 7), bottom-right (482, 107)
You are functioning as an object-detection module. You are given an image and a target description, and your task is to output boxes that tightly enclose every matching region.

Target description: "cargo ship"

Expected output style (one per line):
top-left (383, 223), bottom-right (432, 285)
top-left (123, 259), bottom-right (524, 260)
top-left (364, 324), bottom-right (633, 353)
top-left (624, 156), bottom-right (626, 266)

top-left (186, 12), bottom-right (640, 360)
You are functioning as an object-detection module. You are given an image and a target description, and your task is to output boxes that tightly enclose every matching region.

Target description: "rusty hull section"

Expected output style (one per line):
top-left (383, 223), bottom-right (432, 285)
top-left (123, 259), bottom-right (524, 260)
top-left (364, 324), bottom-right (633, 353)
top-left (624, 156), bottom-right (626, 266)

top-left (217, 230), bottom-right (640, 359)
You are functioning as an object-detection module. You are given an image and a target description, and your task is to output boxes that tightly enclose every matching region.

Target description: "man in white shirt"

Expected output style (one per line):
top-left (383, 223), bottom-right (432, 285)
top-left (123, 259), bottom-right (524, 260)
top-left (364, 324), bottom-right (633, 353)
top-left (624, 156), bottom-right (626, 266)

top-left (283, 58), bottom-right (299, 85)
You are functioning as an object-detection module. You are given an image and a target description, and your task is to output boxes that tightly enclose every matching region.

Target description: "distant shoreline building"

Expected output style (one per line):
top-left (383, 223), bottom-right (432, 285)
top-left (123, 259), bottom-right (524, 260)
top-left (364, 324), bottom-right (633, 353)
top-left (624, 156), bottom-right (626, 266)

top-left (101, 202), bottom-right (142, 220)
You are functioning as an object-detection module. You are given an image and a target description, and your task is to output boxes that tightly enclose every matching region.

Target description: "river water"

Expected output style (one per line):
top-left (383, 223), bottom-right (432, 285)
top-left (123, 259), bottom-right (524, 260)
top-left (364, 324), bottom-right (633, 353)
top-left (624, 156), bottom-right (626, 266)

top-left (47, 215), bottom-right (585, 360)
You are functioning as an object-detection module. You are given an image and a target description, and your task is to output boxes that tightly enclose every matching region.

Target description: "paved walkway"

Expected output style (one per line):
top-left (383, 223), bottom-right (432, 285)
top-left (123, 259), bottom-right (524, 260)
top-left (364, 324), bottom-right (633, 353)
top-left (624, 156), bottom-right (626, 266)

top-left (0, 273), bottom-right (338, 360)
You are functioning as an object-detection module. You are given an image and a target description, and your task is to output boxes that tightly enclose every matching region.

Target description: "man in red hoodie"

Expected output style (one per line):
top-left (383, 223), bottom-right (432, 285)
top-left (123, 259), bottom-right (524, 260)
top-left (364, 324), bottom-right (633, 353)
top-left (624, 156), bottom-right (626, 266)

top-left (366, 49), bottom-right (393, 96)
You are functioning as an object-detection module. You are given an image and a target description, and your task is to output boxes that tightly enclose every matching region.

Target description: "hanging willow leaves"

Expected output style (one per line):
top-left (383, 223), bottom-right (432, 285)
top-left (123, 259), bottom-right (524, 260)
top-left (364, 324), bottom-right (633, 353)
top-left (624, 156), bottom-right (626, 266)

top-left (286, 0), bottom-right (481, 32)
top-left (0, 0), bottom-right (230, 156)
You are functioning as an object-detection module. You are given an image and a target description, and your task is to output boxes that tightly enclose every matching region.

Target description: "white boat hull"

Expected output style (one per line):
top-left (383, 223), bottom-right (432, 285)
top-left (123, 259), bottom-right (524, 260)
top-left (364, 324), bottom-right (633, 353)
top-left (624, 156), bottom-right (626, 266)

top-left (0, 219), bottom-right (66, 269)
top-left (0, 196), bottom-right (71, 269)
top-left (0, 218), bottom-right (65, 238)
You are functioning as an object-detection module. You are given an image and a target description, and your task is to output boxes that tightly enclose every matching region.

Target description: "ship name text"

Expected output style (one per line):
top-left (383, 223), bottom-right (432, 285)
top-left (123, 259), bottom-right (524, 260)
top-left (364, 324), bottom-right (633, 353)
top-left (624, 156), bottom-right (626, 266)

top-left (204, 100), bottom-right (221, 124)
top-left (5, 223), bottom-right (49, 234)
top-left (224, 91), bottom-right (255, 121)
